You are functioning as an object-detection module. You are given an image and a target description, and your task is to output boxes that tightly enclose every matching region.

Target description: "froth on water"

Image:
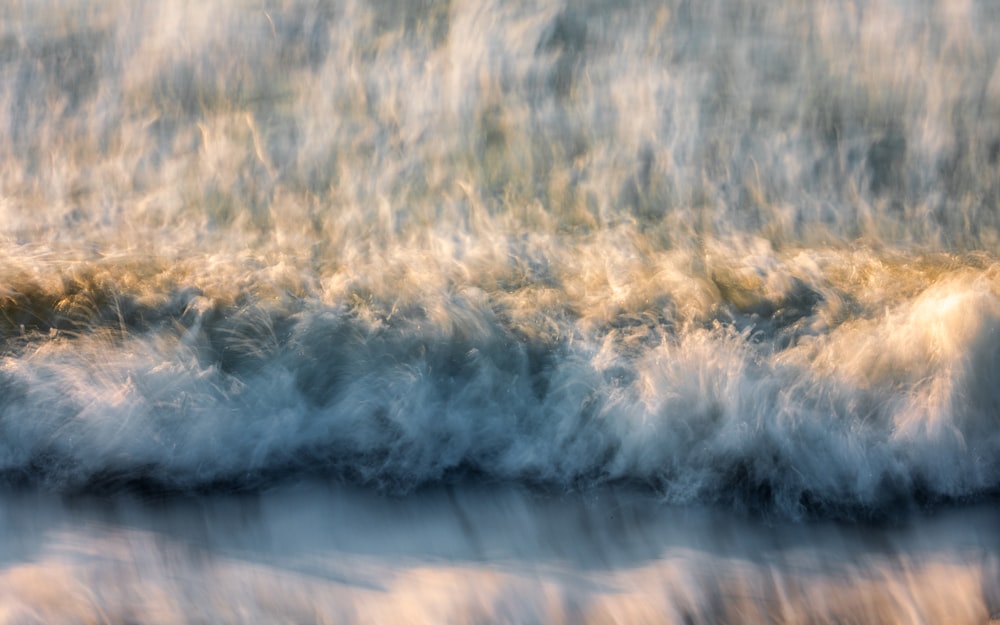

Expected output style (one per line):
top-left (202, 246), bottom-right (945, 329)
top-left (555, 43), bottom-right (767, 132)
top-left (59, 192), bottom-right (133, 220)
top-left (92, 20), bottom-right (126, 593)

top-left (3, 0), bottom-right (1000, 622)
top-left (0, 0), bottom-right (1000, 516)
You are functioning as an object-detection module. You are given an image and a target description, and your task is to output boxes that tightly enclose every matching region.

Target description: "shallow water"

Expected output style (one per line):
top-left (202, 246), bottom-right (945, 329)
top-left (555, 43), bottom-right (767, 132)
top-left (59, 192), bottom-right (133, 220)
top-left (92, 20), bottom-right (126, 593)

top-left (1, 484), bottom-right (998, 624)
top-left (2, 0), bottom-right (1000, 621)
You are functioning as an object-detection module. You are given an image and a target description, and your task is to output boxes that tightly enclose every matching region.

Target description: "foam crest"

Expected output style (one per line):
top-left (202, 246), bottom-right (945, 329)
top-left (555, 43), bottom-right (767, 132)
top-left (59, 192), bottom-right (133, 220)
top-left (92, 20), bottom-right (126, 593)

top-left (2, 0), bottom-right (1000, 518)
top-left (0, 247), bottom-right (995, 518)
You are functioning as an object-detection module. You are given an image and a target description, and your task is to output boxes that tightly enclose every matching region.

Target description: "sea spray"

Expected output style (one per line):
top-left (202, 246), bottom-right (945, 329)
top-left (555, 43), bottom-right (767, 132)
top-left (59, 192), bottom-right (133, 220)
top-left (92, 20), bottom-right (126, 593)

top-left (4, 1), bottom-right (1000, 622)
top-left (0, 242), bottom-right (998, 518)
top-left (1, 0), bottom-right (1000, 519)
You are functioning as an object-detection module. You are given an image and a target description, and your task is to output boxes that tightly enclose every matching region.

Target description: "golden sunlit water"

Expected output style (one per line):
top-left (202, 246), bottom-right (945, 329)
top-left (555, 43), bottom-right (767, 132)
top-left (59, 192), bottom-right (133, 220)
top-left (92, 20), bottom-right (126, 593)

top-left (2, 0), bottom-right (1000, 622)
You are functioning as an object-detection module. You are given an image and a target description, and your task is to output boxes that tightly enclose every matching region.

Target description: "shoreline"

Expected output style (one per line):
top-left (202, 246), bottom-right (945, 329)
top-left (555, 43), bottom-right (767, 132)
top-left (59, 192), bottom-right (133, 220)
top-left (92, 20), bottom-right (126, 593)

top-left (2, 482), bottom-right (998, 623)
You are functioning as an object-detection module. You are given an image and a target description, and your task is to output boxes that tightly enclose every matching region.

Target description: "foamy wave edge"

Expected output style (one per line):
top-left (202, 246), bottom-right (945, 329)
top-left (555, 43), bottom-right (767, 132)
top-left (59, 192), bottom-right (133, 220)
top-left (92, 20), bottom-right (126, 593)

top-left (1, 246), bottom-right (998, 521)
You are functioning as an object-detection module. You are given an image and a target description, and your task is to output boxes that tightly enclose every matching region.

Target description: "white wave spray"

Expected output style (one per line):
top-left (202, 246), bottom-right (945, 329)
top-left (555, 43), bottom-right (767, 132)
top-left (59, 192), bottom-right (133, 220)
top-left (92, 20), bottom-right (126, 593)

top-left (2, 0), bottom-right (1000, 621)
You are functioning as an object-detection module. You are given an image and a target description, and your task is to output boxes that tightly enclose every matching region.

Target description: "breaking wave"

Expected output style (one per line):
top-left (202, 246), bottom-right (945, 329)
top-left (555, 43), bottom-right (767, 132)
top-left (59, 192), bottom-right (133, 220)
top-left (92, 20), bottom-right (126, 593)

top-left (2, 0), bottom-right (1000, 520)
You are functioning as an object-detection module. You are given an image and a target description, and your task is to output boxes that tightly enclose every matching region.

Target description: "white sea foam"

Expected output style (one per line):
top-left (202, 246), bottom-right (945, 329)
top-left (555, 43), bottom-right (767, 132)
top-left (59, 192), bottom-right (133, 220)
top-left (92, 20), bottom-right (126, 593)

top-left (0, 245), bottom-right (998, 519)
top-left (5, 0), bottom-right (1000, 621)
top-left (1, 0), bottom-right (1000, 520)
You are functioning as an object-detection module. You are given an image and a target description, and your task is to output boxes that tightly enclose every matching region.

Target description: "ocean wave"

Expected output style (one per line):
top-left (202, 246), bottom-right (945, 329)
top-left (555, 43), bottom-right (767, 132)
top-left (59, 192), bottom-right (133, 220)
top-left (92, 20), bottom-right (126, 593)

top-left (0, 245), bottom-right (996, 520)
top-left (2, 0), bottom-right (1000, 520)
